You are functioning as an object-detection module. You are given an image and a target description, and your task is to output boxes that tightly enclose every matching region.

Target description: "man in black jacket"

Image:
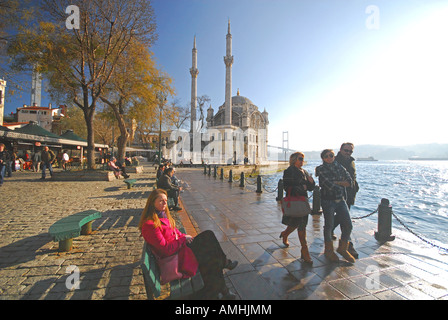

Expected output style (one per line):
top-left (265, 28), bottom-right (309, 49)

top-left (158, 167), bottom-right (182, 211)
top-left (0, 143), bottom-right (8, 186)
top-left (41, 146), bottom-right (56, 180)
top-left (334, 142), bottom-right (360, 259)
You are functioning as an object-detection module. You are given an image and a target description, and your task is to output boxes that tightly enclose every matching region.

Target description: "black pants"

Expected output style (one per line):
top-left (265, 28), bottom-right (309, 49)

top-left (187, 230), bottom-right (228, 299)
top-left (167, 189), bottom-right (180, 206)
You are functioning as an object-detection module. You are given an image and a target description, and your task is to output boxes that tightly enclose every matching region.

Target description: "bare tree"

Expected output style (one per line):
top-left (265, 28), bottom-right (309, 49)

top-left (8, 0), bottom-right (157, 168)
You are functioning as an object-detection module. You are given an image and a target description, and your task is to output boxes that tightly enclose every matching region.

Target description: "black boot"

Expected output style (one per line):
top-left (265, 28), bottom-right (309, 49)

top-left (348, 241), bottom-right (359, 259)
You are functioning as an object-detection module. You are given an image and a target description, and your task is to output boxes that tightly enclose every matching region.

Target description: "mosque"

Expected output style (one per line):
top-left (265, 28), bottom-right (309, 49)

top-left (181, 21), bottom-right (269, 165)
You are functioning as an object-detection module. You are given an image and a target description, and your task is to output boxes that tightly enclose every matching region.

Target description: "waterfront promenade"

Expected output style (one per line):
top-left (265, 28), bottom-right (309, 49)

top-left (1, 163), bottom-right (448, 300)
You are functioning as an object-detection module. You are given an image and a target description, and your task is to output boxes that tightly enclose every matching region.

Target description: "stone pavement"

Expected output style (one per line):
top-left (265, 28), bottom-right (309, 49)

top-left (179, 168), bottom-right (448, 300)
top-left (1, 164), bottom-right (448, 300)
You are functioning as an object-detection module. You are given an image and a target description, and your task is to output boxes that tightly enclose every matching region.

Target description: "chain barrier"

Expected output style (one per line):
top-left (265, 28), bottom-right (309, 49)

top-left (244, 177), bottom-right (257, 185)
top-left (350, 205), bottom-right (448, 252)
top-left (262, 184), bottom-right (278, 193)
top-left (391, 209), bottom-right (448, 253)
top-left (351, 208), bottom-right (378, 220)
top-left (204, 168), bottom-right (448, 252)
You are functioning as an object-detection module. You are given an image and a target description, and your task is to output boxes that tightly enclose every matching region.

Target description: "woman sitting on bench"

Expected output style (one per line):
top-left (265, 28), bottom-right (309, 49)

top-left (138, 189), bottom-right (238, 300)
top-left (108, 157), bottom-right (130, 179)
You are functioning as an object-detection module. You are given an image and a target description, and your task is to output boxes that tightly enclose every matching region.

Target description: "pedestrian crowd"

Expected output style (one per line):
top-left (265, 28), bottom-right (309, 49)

top-left (279, 142), bottom-right (359, 265)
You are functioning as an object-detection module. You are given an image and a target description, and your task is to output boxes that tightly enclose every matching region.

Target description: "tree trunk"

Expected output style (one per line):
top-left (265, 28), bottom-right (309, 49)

top-left (84, 108), bottom-right (96, 169)
top-left (116, 115), bottom-right (129, 162)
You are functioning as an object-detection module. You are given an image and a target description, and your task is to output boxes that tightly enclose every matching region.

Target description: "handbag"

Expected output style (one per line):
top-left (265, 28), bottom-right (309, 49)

top-left (281, 188), bottom-right (311, 217)
top-left (155, 252), bottom-right (184, 285)
top-left (152, 231), bottom-right (184, 285)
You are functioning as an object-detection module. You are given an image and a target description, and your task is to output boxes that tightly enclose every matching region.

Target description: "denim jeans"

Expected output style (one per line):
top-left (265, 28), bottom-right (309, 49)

top-left (41, 162), bottom-right (54, 178)
top-left (0, 165), bottom-right (5, 185)
top-left (321, 199), bottom-right (352, 242)
top-left (5, 161), bottom-right (12, 177)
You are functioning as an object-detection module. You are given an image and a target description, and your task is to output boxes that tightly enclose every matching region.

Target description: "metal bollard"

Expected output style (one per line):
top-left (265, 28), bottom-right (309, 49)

top-left (256, 175), bottom-right (262, 193)
top-left (220, 168), bottom-right (224, 180)
top-left (276, 179), bottom-right (283, 201)
top-left (213, 166), bottom-right (217, 178)
top-left (208, 165), bottom-right (211, 176)
top-left (239, 172), bottom-right (245, 187)
top-left (228, 169), bottom-right (233, 182)
top-left (311, 186), bottom-right (322, 215)
top-left (204, 165), bottom-right (207, 174)
top-left (374, 198), bottom-right (395, 242)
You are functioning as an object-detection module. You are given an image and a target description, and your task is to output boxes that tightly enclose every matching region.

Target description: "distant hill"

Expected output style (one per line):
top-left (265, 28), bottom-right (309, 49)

top-left (303, 144), bottom-right (448, 160)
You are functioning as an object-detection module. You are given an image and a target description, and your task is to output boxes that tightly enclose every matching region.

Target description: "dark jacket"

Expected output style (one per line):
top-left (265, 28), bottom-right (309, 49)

top-left (158, 173), bottom-right (179, 191)
top-left (316, 161), bottom-right (353, 201)
top-left (0, 150), bottom-right (8, 168)
top-left (335, 152), bottom-right (359, 205)
top-left (41, 149), bottom-right (56, 163)
top-left (283, 165), bottom-right (315, 197)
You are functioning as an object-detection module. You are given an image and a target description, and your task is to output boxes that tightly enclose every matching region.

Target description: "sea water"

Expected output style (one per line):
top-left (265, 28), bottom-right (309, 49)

top-left (263, 160), bottom-right (448, 247)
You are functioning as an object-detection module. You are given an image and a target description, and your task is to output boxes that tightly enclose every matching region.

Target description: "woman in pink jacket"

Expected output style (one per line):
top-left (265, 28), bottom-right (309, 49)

top-left (138, 189), bottom-right (238, 299)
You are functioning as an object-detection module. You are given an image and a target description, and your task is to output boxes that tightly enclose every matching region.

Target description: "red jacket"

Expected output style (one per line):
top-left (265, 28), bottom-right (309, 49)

top-left (141, 218), bottom-right (198, 278)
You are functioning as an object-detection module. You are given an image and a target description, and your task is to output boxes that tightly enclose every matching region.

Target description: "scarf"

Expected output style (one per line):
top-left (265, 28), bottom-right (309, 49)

top-left (156, 210), bottom-right (167, 219)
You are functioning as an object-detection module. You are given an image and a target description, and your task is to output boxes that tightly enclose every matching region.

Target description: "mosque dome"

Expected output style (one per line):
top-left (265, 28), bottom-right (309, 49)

top-left (231, 95), bottom-right (253, 106)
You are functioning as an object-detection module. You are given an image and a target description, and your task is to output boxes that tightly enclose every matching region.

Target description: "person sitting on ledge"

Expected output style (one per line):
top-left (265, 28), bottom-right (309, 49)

top-left (138, 189), bottom-right (238, 299)
top-left (108, 157), bottom-right (130, 179)
top-left (157, 167), bottom-right (182, 211)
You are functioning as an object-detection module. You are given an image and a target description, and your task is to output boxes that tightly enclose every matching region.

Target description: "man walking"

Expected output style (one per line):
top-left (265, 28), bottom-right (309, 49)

top-left (334, 142), bottom-right (360, 258)
top-left (0, 143), bottom-right (7, 186)
top-left (32, 149), bottom-right (42, 172)
top-left (41, 146), bottom-right (56, 180)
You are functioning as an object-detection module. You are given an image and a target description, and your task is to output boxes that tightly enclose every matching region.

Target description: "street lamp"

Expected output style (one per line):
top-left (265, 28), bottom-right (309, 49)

top-left (157, 93), bottom-right (167, 165)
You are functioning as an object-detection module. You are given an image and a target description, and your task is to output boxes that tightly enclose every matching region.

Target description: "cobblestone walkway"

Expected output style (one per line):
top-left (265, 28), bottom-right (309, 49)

top-left (0, 165), bottom-right (155, 300)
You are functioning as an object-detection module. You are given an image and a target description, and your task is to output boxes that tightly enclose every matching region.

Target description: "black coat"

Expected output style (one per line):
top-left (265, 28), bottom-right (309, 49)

top-left (283, 165), bottom-right (315, 197)
top-left (335, 152), bottom-right (359, 205)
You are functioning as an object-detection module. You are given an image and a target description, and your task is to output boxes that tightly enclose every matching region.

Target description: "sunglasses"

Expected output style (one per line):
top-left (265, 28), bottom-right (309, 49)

top-left (297, 157), bottom-right (304, 161)
top-left (324, 154), bottom-right (335, 159)
top-left (343, 149), bottom-right (353, 154)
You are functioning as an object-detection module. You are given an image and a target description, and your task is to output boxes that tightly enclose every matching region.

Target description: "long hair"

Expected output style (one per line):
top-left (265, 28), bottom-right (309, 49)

top-left (138, 189), bottom-right (176, 231)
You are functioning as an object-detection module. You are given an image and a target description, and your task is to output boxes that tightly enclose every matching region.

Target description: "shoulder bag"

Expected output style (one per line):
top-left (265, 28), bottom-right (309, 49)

top-left (281, 187), bottom-right (311, 217)
top-left (152, 232), bottom-right (184, 285)
top-left (155, 252), bottom-right (183, 285)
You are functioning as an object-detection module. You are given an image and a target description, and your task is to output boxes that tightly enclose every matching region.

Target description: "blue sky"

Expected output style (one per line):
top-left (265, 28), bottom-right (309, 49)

top-left (4, 0), bottom-right (448, 151)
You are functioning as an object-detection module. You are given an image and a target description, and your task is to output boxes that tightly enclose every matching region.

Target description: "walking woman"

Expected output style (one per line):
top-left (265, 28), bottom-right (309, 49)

top-left (138, 189), bottom-right (238, 299)
top-left (315, 149), bottom-right (355, 263)
top-left (279, 152), bottom-right (315, 264)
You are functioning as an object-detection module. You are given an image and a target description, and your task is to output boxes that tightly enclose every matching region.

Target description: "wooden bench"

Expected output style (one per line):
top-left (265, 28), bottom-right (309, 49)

top-left (141, 227), bottom-right (204, 300)
top-left (49, 210), bottom-right (102, 252)
top-left (124, 178), bottom-right (137, 189)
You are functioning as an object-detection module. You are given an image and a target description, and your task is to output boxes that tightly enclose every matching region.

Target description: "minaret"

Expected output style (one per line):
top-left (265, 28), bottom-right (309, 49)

top-left (190, 36), bottom-right (199, 133)
top-left (224, 20), bottom-right (234, 126)
top-left (31, 65), bottom-right (42, 107)
top-left (0, 78), bottom-right (6, 126)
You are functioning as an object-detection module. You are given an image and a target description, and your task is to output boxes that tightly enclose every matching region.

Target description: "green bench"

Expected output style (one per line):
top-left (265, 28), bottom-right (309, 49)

top-left (49, 210), bottom-right (102, 252)
top-left (124, 178), bottom-right (137, 189)
top-left (141, 227), bottom-right (204, 300)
